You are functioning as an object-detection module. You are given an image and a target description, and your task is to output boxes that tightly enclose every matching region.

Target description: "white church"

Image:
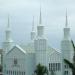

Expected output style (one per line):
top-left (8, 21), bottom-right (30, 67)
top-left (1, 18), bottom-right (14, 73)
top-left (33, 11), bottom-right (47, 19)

top-left (1, 10), bottom-right (74, 75)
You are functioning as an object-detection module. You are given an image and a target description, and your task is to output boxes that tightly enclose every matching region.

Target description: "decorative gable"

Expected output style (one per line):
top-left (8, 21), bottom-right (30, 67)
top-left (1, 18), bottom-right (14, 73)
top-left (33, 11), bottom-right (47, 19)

top-left (6, 45), bottom-right (26, 59)
top-left (49, 50), bottom-right (61, 62)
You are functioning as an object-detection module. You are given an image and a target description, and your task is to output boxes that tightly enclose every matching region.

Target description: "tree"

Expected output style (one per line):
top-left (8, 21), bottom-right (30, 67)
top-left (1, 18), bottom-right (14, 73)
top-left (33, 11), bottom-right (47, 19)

top-left (0, 64), bottom-right (2, 72)
top-left (34, 64), bottom-right (48, 75)
top-left (64, 40), bottom-right (75, 75)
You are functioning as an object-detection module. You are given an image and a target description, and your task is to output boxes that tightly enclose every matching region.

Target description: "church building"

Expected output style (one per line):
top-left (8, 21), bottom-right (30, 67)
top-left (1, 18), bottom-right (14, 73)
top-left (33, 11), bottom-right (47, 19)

top-left (1, 10), bottom-right (74, 75)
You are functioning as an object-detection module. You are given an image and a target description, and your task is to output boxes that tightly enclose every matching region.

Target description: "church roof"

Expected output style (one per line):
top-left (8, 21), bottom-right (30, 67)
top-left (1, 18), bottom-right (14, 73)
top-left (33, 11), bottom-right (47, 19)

top-left (47, 45), bottom-right (61, 55)
top-left (6, 45), bottom-right (26, 55)
top-left (20, 41), bottom-right (61, 54)
top-left (20, 42), bottom-right (35, 53)
top-left (49, 49), bottom-right (61, 56)
top-left (15, 45), bottom-right (26, 53)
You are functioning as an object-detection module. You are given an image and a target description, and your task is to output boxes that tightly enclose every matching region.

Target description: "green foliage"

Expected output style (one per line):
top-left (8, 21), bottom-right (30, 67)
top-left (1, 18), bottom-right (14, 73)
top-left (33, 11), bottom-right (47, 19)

top-left (64, 59), bottom-right (75, 70)
top-left (34, 64), bottom-right (48, 75)
top-left (64, 59), bottom-right (75, 75)
top-left (64, 40), bottom-right (75, 75)
top-left (71, 40), bottom-right (75, 50)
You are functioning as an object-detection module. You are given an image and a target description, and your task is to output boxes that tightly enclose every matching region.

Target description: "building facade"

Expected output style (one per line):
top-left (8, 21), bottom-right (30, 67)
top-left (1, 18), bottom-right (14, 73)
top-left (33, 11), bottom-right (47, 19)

top-left (1, 11), bottom-right (74, 75)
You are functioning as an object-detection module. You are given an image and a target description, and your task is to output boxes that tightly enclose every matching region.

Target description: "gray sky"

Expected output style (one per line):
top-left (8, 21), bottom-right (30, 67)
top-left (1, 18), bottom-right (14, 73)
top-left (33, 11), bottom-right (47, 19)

top-left (0, 0), bottom-right (75, 49)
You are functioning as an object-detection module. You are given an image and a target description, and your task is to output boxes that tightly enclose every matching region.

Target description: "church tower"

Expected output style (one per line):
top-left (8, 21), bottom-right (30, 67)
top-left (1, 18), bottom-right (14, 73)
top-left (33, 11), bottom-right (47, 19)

top-left (34, 8), bottom-right (47, 66)
top-left (2, 16), bottom-right (14, 75)
top-left (61, 11), bottom-right (73, 75)
top-left (3, 16), bottom-right (14, 54)
top-left (31, 16), bottom-right (36, 41)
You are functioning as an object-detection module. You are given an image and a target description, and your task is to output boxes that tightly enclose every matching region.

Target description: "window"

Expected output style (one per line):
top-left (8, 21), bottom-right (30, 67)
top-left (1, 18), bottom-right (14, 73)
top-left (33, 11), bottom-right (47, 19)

top-left (51, 63), bottom-right (52, 70)
top-left (15, 71), bottom-right (16, 75)
top-left (49, 63), bottom-right (61, 71)
top-left (64, 71), bottom-right (68, 75)
top-left (17, 71), bottom-right (18, 75)
top-left (14, 58), bottom-right (18, 65)
top-left (64, 64), bottom-right (68, 69)
top-left (22, 72), bottom-right (23, 75)
top-left (24, 72), bottom-right (25, 75)
top-left (19, 71), bottom-right (21, 75)
top-left (9, 70), bottom-right (10, 75)
top-left (7, 70), bottom-right (8, 74)
top-left (49, 63), bottom-right (50, 71)
top-left (13, 71), bottom-right (14, 75)
top-left (56, 63), bottom-right (58, 71)
top-left (58, 63), bottom-right (61, 71)
top-left (11, 71), bottom-right (12, 75)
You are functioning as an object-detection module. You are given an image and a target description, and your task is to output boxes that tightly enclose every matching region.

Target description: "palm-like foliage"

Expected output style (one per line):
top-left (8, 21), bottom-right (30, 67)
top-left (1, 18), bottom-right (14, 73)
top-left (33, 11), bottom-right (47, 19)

top-left (64, 40), bottom-right (75, 75)
top-left (64, 59), bottom-right (75, 75)
top-left (34, 64), bottom-right (48, 75)
top-left (64, 59), bottom-right (75, 70)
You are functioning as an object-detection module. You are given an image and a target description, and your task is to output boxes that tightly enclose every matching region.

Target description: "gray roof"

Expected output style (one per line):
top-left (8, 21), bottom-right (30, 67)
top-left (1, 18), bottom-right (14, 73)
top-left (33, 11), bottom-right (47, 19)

top-left (20, 41), bottom-right (35, 53)
top-left (20, 41), bottom-right (61, 54)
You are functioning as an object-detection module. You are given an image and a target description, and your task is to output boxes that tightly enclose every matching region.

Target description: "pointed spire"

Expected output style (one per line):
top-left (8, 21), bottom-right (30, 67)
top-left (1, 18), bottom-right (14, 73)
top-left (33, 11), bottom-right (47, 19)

top-left (31, 16), bottom-right (35, 40)
top-left (32, 16), bottom-right (34, 31)
top-left (39, 6), bottom-right (42, 24)
top-left (7, 14), bottom-right (10, 29)
top-left (65, 9), bottom-right (68, 27)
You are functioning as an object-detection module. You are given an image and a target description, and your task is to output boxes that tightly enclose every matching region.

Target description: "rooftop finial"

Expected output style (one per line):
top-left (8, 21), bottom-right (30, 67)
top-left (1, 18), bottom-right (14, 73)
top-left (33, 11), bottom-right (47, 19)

top-left (39, 6), bottom-right (42, 24)
top-left (65, 9), bottom-right (68, 27)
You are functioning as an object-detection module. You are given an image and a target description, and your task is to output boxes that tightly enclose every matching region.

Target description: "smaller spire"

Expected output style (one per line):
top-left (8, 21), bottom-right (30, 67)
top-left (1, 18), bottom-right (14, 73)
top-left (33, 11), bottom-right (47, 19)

top-left (32, 16), bottom-right (34, 31)
top-left (39, 7), bottom-right (42, 24)
top-left (31, 16), bottom-right (35, 40)
top-left (65, 9), bottom-right (68, 27)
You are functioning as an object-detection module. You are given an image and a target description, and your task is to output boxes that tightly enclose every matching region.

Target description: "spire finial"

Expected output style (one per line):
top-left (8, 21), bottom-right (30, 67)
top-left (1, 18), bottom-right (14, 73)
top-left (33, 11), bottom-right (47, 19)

top-left (39, 6), bottom-right (42, 24)
top-left (65, 9), bottom-right (68, 27)
top-left (32, 16), bottom-right (34, 31)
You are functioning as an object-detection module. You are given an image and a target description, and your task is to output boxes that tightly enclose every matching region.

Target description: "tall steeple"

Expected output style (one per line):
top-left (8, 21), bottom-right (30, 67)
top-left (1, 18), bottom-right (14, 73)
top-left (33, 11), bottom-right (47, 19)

top-left (65, 9), bottom-right (68, 27)
top-left (8, 15), bottom-right (10, 28)
top-left (5, 15), bottom-right (13, 42)
top-left (31, 16), bottom-right (35, 40)
top-left (39, 7), bottom-right (42, 25)
top-left (3, 15), bottom-right (14, 54)
top-left (63, 10), bottom-right (70, 40)
top-left (34, 6), bottom-right (47, 66)
top-left (37, 7), bottom-right (44, 37)
top-left (32, 16), bottom-right (34, 31)
top-left (61, 10), bottom-right (73, 75)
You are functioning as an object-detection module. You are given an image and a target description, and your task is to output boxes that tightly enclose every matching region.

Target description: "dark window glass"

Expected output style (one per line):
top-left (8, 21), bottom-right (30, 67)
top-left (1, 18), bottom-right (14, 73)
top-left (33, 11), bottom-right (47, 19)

top-left (14, 58), bottom-right (18, 65)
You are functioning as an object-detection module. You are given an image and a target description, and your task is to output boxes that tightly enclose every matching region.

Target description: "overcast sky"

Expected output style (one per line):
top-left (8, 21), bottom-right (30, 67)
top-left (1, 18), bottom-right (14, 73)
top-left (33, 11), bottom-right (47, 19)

top-left (0, 0), bottom-right (75, 49)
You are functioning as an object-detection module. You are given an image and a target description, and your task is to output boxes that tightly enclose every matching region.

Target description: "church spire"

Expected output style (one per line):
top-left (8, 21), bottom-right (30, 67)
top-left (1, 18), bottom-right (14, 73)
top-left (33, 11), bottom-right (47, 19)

top-left (65, 9), bottom-right (68, 27)
top-left (63, 10), bottom-right (70, 40)
top-left (3, 15), bottom-right (14, 53)
top-left (31, 16), bottom-right (35, 40)
top-left (37, 7), bottom-right (44, 37)
top-left (8, 15), bottom-right (10, 28)
top-left (32, 16), bottom-right (34, 31)
top-left (39, 7), bottom-right (42, 24)
top-left (5, 15), bottom-right (13, 42)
